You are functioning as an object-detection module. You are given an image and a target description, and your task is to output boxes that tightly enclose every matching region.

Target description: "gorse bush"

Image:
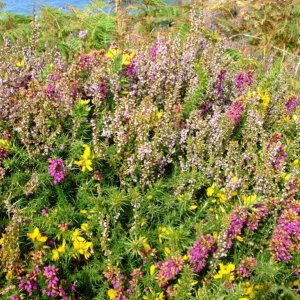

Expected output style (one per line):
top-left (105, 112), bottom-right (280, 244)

top-left (0, 4), bottom-right (300, 300)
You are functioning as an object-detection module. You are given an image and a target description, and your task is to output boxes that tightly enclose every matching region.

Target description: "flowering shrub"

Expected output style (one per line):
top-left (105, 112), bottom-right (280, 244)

top-left (0, 6), bottom-right (299, 300)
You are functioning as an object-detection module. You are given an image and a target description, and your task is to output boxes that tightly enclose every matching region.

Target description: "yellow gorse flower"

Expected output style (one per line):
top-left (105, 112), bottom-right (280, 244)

top-left (27, 227), bottom-right (47, 243)
top-left (105, 48), bottom-right (135, 66)
top-left (52, 239), bottom-right (66, 261)
top-left (107, 289), bottom-right (116, 300)
top-left (74, 144), bottom-right (94, 172)
top-left (106, 48), bottom-right (121, 59)
top-left (242, 194), bottom-right (257, 206)
top-left (122, 52), bottom-right (135, 66)
top-left (73, 236), bottom-right (93, 259)
top-left (16, 60), bottom-right (25, 68)
top-left (0, 233), bottom-right (6, 244)
top-left (0, 139), bottom-right (9, 151)
top-left (79, 99), bottom-right (90, 106)
top-left (206, 184), bottom-right (215, 197)
top-left (213, 263), bottom-right (235, 281)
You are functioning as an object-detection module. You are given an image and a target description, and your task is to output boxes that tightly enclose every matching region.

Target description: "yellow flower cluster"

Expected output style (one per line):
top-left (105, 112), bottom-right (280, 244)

top-left (27, 227), bottom-right (47, 243)
top-left (52, 239), bottom-right (66, 261)
top-left (0, 139), bottom-right (9, 149)
top-left (72, 229), bottom-right (93, 259)
top-left (213, 263), bottom-right (235, 281)
top-left (106, 48), bottom-right (136, 66)
top-left (74, 144), bottom-right (94, 173)
top-left (242, 194), bottom-right (257, 206)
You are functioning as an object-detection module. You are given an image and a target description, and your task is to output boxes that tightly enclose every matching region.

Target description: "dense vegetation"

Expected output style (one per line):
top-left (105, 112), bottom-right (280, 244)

top-left (0, 1), bottom-right (299, 299)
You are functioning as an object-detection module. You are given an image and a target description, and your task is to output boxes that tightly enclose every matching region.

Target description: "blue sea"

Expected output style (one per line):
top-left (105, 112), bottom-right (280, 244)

top-left (2, 0), bottom-right (92, 15)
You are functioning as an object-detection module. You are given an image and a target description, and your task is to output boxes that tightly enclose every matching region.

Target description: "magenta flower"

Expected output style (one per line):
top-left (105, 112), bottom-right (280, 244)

top-left (48, 158), bottom-right (65, 185)
top-left (226, 99), bottom-right (245, 125)
top-left (285, 95), bottom-right (298, 115)
top-left (235, 71), bottom-right (253, 94)
top-left (155, 256), bottom-right (184, 287)
top-left (188, 234), bottom-right (216, 272)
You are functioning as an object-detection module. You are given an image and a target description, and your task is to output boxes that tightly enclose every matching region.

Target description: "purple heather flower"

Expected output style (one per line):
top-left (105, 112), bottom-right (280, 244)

top-left (270, 200), bottom-right (300, 262)
top-left (216, 207), bottom-right (248, 258)
top-left (216, 68), bottom-right (227, 95)
top-left (46, 84), bottom-right (55, 99)
top-left (285, 95), bottom-right (298, 115)
top-left (48, 158), bottom-right (65, 185)
top-left (155, 256), bottom-right (184, 287)
top-left (236, 257), bottom-right (257, 279)
top-left (226, 99), bottom-right (245, 125)
top-left (123, 59), bottom-right (137, 77)
top-left (235, 71), bottom-right (253, 94)
top-left (41, 208), bottom-right (47, 216)
top-left (150, 40), bottom-right (158, 60)
top-left (188, 234), bottom-right (215, 272)
top-left (246, 204), bottom-right (269, 232)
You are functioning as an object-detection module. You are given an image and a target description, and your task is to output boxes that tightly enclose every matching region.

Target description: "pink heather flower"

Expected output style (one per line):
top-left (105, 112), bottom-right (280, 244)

top-left (269, 200), bottom-right (300, 262)
top-left (226, 99), bottom-right (245, 125)
top-left (41, 208), bottom-right (47, 216)
top-left (126, 268), bottom-right (143, 295)
top-left (150, 40), bottom-right (158, 60)
top-left (10, 296), bottom-right (21, 300)
top-left (246, 204), bottom-right (269, 232)
top-left (285, 95), bottom-right (298, 115)
top-left (267, 133), bottom-right (287, 170)
top-left (123, 58), bottom-right (137, 77)
top-left (46, 84), bottom-right (55, 99)
top-left (236, 257), bottom-right (257, 279)
top-left (155, 256), bottom-right (184, 287)
top-left (216, 207), bottom-right (248, 258)
top-left (188, 234), bottom-right (216, 272)
top-left (48, 158), bottom-right (65, 185)
top-left (235, 71), bottom-right (253, 94)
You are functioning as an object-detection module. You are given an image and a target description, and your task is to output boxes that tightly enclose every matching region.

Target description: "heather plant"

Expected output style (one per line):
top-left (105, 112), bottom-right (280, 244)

top-left (0, 4), bottom-right (300, 300)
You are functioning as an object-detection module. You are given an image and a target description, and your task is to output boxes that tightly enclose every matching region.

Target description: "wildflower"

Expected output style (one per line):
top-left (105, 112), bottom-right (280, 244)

top-left (155, 256), bottom-right (184, 287)
top-left (188, 234), bottom-right (215, 272)
top-left (246, 204), bottom-right (269, 232)
top-left (0, 139), bottom-right (9, 149)
top-left (150, 265), bottom-right (156, 276)
top-left (16, 60), bottom-right (24, 68)
top-left (73, 236), bottom-right (93, 259)
top-left (207, 184), bottom-right (215, 197)
top-left (27, 227), bottom-right (47, 243)
top-left (79, 99), bottom-right (90, 106)
top-left (256, 88), bottom-right (271, 109)
top-left (164, 247), bottom-right (171, 256)
top-left (81, 223), bottom-right (89, 231)
top-left (122, 52), bottom-right (135, 66)
top-left (235, 71), bottom-right (253, 94)
top-left (242, 194), bottom-right (257, 206)
top-left (236, 257), bottom-right (257, 279)
top-left (41, 208), bottom-right (48, 216)
top-left (48, 158), bottom-right (65, 185)
top-left (59, 223), bottom-right (68, 232)
top-left (78, 29), bottom-right (88, 39)
top-left (226, 99), bottom-right (245, 125)
top-left (107, 289), bottom-right (116, 300)
top-left (106, 48), bottom-right (121, 59)
top-left (74, 144), bottom-right (94, 172)
top-left (213, 263), bottom-right (235, 281)
top-left (285, 95), bottom-right (298, 115)
top-left (52, 240), bottom-right (66, 261)
top-left (269, 200), bottom-right (300, 262)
